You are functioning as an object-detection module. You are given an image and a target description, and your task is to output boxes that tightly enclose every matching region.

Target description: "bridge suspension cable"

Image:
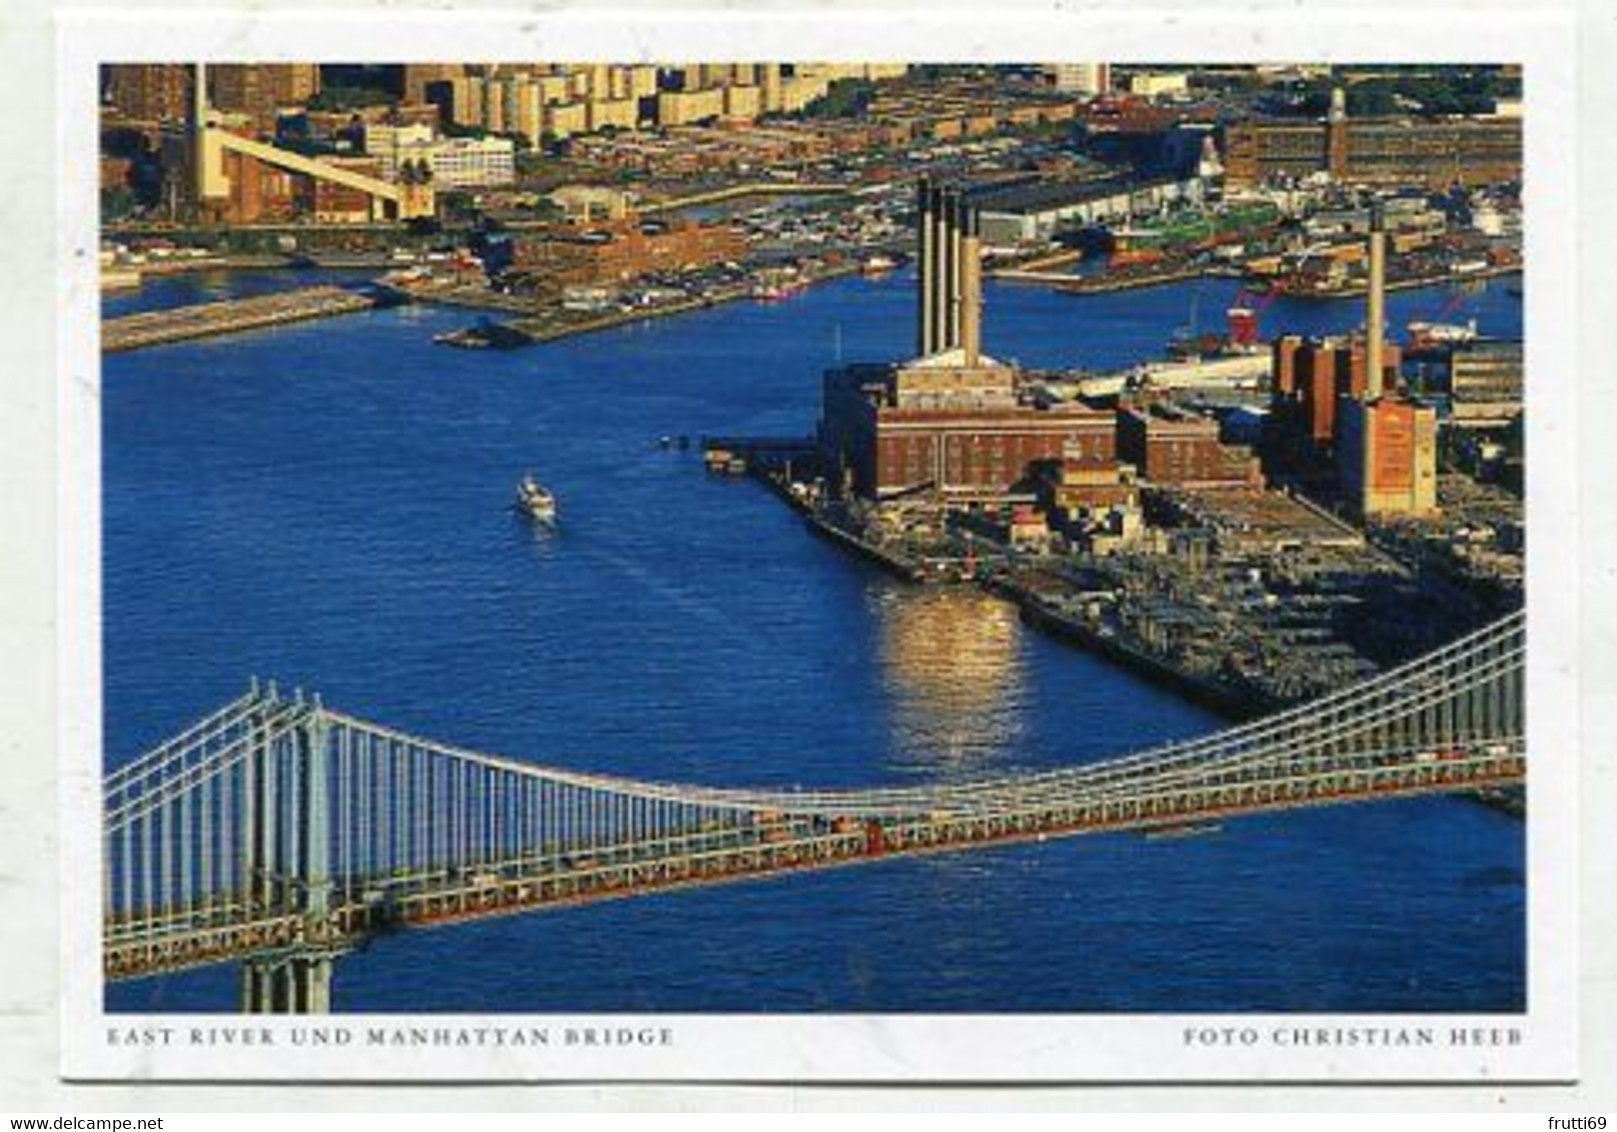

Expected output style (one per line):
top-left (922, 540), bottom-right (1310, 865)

top-left (101, 610), bottom-right (1526, 994)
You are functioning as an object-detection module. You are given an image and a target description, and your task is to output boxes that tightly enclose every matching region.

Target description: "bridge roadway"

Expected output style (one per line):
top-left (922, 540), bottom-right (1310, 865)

top-left (103, 740), bottom-right (1523, 982)
top-left (101, 610), bottom-right (1526, 1000)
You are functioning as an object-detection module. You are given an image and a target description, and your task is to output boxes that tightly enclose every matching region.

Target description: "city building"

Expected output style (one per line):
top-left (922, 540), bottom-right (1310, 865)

top-left (1117, 404), bottom-right (1264, 488)
top-left (1271, 334), bottom-right (1405, 447)
top-left (402, 64), bottom-right (466, 108)
top-left (208, 64), bottom-right (321, 134)
top-left (1336, 397), bottom-right (1439, 517)
top-left (543, 101), bottom-right (589, 140)
top-left (373, 134), bottom-right (514, 188)
top-left (104, 64), bottom-right (192, 124)
top-left (1223, 89), bottom-right (1521, 188)
top-left (586, 96), bottom-right (640, 132)
top-left (1125, 71), bottom-right (1190, 99)
top-left (302, 156), bottom-right (387, 223)
top-left (821, 362), bottom-right (1120, 502)
top-left (1043, 63), bottom-right (1111, 96)
top-left (974, 174), bottom-right (1206, 249)
top-left (656, 86), bottom-right (727, 126)
top-left (1043, 442), bottom-right (1142, 553)
top-left (362, 122), bottom-right (436, 179)
top-left (511, 217), bottom-right (746, 286)
top-left (549, 185), bottom-right (632, 223)
top-left (1445, 339), bottom-right (1524, 426)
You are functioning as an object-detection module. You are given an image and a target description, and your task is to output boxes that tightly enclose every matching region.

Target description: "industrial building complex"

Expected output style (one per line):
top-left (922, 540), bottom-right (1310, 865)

top-left (98, 60), bottom-right (1525, 718)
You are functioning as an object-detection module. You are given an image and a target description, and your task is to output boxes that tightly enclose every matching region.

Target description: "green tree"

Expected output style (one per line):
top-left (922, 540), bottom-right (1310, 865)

top-left (100, 185), bottom-right (137, 222)
top-left (305, 85), bottom-right (396, 113)
top-left (802, 78), bottom-right (876, 120)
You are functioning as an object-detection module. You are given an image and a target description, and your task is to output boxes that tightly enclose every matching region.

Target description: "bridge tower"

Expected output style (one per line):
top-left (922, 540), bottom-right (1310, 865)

top-left (239, 695), bottom-right (343, 1014)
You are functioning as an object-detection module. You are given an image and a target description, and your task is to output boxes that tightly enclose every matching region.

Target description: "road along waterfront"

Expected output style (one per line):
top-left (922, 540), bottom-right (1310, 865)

top-left (101, 269), bottom-right (1524, 1014)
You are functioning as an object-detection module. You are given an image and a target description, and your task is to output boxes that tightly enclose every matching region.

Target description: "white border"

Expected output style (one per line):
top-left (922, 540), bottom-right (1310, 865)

top-left (57, 7), bottom-right (1579, 1083)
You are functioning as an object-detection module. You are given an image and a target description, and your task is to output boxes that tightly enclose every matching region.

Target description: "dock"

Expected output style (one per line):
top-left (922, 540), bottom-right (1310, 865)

top-left (1273, 265), bottom-right (1521, 301)
top-left (1000, 584), bottom-right (1275, 720)
top-left (1054, 265), bottom-right (1205, 295)
top-left (506, 262), bottom-right (860, 345)
top-left (103, 285), bottom-right (385, 353)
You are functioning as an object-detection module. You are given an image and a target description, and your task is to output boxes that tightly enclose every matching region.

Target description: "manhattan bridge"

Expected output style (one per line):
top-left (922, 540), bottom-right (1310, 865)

top-left (103, 610), bottom-right (1524, 1013)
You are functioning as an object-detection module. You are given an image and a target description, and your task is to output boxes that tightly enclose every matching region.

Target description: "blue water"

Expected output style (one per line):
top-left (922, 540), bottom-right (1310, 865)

top-left (101, 266), bottom-right (378, 318)
top-left (102, 270), bottom-right (1524, 1013)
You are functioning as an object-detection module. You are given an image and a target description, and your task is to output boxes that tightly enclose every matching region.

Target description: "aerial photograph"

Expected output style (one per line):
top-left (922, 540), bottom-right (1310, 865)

top-left (97, 61), bottom-right (1526, 1016)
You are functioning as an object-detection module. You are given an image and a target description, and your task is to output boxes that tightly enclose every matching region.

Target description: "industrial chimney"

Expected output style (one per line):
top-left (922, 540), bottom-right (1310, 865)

top-left (959, 200), bottom-right (983, 366)
top-left (916, 179), bottom-right (936, 357)
top-left (914, 178), bottom-right (983, 362)
top-left (192, 63), bottom-right (209, 212)
top-left (1365, 197), bottom-right (1387, 400)
top-left (933, 184), bottom-right (957, 355)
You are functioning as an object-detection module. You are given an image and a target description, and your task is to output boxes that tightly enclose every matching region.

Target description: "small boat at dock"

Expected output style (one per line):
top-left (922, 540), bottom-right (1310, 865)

top-left (434, 317), bottom-right (531, 350)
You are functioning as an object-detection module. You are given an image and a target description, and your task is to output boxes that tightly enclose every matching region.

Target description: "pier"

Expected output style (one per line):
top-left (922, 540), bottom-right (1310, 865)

top-left (102, 285), bottom-right (386, 352)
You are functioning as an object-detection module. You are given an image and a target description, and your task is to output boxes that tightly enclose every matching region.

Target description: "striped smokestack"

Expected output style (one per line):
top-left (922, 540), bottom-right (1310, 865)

top-left (1366, 198), bottom-right (1386, 400)
top-left (916, 178), bottom-right (936, 356)
top-left (960, 199), bottom-right (983, 366)
top-left (932, 183), bottom-right (955, 355)
top-left (193, 63), bottom-right (209, 211)
top-left (914, 179), bottom-right (976, 359)
top-left (946, 189), bottom-right (965, 350)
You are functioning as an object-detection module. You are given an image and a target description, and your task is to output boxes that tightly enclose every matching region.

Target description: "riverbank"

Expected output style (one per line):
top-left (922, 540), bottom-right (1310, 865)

top-left (503, 262), bottom-right (862, 345)
top-left (1273, 264), bottom-right (1521, 301)
top-left (733, 459), bottom-right (1521, 821)
top-left (1054, 265), bottom-right (1206, 295)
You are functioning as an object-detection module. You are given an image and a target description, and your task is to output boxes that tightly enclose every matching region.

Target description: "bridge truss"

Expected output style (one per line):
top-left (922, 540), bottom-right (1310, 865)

top-left (102, 610), bottom-right (1525, 1010)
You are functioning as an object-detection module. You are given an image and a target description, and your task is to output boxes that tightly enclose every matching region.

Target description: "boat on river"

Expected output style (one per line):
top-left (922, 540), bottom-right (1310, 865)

top-left (514, 474), bottom-right (557, 523)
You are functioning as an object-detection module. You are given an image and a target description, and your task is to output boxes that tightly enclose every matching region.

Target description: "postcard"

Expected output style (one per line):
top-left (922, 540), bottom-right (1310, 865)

top-left (58, 6), bottom-right (1579, 1082)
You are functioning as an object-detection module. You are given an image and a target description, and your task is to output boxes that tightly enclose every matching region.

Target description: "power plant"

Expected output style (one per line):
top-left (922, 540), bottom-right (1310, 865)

top-left (819, 178), bottom-right (1124, 503)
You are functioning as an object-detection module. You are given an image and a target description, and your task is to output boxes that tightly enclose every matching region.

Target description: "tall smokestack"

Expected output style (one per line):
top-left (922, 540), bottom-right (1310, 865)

top-left (1366, 198), bottom-right (1386, 400)
top-left (917, 179), bottom-right (936, 356)
top-left (946, 190), bottom-right (965, 350)
top-left (193, 63), bottom-right (209, 213)
top-left (932, 184), bottom-right (955, 355)
top-left (960, 200), bottom-right (982, 366)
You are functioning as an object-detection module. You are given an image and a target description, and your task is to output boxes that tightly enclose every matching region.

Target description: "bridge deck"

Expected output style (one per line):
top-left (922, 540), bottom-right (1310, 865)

top-left (101, 612), bottom-right (1527, 994)
top-left (105, 749), bottom-right (1522, 982)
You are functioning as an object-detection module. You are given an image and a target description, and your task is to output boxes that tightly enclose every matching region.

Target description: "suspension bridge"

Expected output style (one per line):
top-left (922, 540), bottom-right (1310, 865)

top-left (103, 611), bottom-right (1525, 1013)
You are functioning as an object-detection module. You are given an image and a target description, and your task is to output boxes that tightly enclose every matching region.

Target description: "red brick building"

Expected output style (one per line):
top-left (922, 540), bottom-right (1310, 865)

top-left (209, 64), bottom-right (322, 134)
top-left (104, 64), bottom-right (192, 125)
top-left (213, 144), bottom-right (299, 224)
top-left (1223, 115), bottom-right (1520, 189)
top-left (100, 156), bottom-right (135, 192)
top-left (820, 353), bottom-right (1117, 502)
top-left (1336, 396), bottom-right (1439, 516)
top-left (512, 218), bottom-right (746, 286)
top-left (1117, 404), bottom-right (1263, 488)
top-left (300, 157), bottom-right (386, 223)
top-left (1273, 334), bottom-right (1403, 447)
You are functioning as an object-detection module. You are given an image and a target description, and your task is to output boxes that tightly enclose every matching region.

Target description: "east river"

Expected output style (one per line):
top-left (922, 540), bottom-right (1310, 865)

top-left (103, 267), bottom-right (1524, 1013)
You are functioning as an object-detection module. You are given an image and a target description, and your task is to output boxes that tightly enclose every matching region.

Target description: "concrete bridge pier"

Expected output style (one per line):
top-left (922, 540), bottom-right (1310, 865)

top-left (240, 950), bottom-right (335, 1014)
